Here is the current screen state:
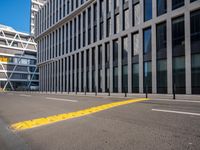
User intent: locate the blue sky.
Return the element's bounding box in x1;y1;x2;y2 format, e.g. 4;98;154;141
0;0;31;33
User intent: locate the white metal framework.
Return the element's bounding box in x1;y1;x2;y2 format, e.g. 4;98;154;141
0;24;39;91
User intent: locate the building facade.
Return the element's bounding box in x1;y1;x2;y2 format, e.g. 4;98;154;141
31;0;47;35
0;24;39;91
35;0;200;94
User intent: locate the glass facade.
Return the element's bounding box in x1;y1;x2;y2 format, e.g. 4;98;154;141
36;0;200;95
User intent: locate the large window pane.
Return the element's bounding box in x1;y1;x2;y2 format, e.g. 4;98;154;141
122;36;128;60
173;56;185;94
157;59;167;93
143;61;152;93
113;67;118;92
172;0;184;10
157;0;167;16
144;0;152;21
192;54;200;94
172;16;185;56
132;32;139;56
143;27;152;54
122;65;128;93
191;10;200;53
156;22;167;53
132;63;139;93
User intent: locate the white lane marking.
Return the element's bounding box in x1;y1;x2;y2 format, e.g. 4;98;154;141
152;109;200;116
45;97;78;103
20;94;31;97
152;99;200;103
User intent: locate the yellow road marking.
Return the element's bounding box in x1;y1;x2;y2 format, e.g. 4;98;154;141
10;98;149;131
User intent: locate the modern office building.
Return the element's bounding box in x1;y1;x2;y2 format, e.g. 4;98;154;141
30;0;47;35
35;0;200;95
0;24;39;91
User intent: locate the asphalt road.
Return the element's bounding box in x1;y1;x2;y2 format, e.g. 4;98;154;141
0;92;200;150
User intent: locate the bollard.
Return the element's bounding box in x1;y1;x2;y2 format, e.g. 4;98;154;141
173;83;176;100
146;84;148;99
108;89;110;96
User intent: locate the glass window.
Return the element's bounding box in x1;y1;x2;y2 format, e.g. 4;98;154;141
122;65;128;93
132;32;139;56
172;16;185;55
173;56;185;94
133;2;140;26
143;61;152;93
98;69;102;92
123;9;129;30
105;42;110;63
132;63;139;93
144;0;152;21
157;59;167;93
156;22;167;53
172;0;184;10
143;27;152;54
113;67;118;92
192;54;200;94
114;14;120;34
105;68;110;92
113;40;118;62
106;18;111;37
191;10;200;53
122;36;128;60
157;0;167;16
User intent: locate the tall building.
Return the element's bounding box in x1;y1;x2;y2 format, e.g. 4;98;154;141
35;0;200;95
0;24;39;91
30;0;47;35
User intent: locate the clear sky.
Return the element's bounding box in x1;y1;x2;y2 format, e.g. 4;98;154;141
0;0;31;34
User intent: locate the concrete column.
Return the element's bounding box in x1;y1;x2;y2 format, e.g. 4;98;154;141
91;4;94;44
85;9;88;47
139;28;143;93
84;50;87;92
152;26;157;93
89;48;92;92
110;41;113;93
102;44;106;93
185;3;192;94
74;54;77;92
167;0;173;94
66;57;69;92
97;0;100;41
72;20;74;52
70;55;73;92
79;52;82;92
53;61;57;92
128;33;132;93
60;59;62;92
95;46;99;92
57;61;59;92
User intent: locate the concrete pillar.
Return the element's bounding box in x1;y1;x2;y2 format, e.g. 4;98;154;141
102;44;106;93
185;2;192;94
167;0;173;94
89;48;92;92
